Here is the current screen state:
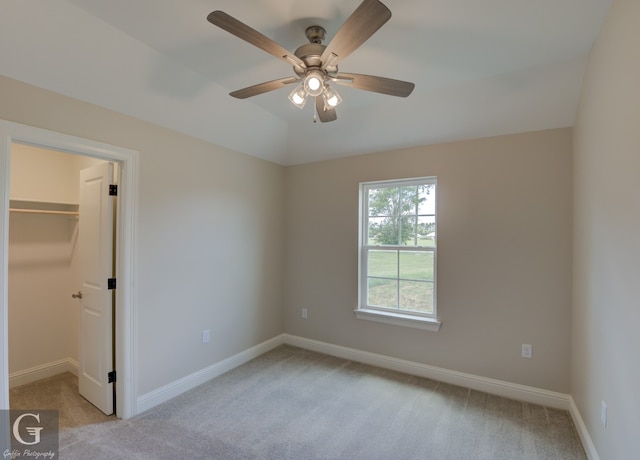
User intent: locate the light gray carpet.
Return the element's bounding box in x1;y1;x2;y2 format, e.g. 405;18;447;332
56;345;585;459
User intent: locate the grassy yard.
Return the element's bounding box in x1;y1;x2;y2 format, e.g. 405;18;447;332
368;250;435;313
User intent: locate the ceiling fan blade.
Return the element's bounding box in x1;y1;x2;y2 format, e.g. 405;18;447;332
207;11;306;68
316;97;337;122
229;77;299;99
320;0;391;69
334;73;415;97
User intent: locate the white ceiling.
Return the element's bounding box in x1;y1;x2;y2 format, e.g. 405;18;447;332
0;0;611;165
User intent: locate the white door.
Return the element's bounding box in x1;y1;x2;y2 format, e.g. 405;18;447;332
78;163;114;415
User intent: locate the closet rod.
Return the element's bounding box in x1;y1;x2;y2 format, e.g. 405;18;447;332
9;208;79;216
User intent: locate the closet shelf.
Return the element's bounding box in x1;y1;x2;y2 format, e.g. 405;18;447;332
9;199;79;217
10;208;79;216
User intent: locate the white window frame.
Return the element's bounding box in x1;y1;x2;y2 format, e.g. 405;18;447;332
356;177;441;331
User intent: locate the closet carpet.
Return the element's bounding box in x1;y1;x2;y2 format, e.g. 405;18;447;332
9;371;115;429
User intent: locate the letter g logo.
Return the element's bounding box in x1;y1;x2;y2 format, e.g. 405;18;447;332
12;413;43;445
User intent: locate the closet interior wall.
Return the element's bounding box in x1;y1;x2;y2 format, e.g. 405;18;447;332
8;143;104;386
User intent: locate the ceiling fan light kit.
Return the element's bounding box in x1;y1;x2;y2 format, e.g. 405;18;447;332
207;0;415;122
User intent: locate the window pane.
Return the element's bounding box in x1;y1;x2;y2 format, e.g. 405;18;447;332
399;251;434;281
399;185;419;215
368;250;397;278
369;216;402;245
399;216;417;246
368;186;400;217
368;278;398;308
418;184;436;214
399;281;434;313
368;216;386;245
417;216;436;247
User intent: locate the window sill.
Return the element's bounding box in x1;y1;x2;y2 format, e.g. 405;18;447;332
354;308;442;332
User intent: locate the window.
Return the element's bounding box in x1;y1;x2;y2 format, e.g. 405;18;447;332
357;177;441;331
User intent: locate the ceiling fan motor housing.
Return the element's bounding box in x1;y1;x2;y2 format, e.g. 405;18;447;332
291;25;340;78
293;45;338;77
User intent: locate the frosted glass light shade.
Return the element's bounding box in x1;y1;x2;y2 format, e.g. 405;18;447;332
322;85;343;108
288;84;308;109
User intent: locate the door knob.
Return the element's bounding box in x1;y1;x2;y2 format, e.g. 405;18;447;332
72;291;83;299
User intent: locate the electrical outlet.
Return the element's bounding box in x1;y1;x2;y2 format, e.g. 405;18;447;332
601;401;607;427
301;308;308;319
521;344;532;359
202;329;210;343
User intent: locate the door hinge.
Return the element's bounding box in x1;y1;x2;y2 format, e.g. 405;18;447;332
109;184;118;196
108;371;116;383
107;278;116;290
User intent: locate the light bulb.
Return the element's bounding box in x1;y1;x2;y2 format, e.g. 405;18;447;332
307;77;321;91
304;70;325;97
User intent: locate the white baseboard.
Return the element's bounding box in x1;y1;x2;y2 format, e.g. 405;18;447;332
136;334;286;415
282;334;571;410
9;358;79;388
569;397;600;460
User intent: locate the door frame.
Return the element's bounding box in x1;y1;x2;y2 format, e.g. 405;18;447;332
0;119;139;419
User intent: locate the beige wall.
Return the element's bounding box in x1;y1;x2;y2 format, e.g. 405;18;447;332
284;128;573;393
8;211;77;372
572;0;640;458
11;144;80;203
9;143;106;204
0;75;286;396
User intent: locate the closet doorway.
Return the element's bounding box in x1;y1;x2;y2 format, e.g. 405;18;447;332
8;144;116;418
0;119;139;419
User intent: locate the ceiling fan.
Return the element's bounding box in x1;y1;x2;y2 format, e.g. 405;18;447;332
207;0;415;122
